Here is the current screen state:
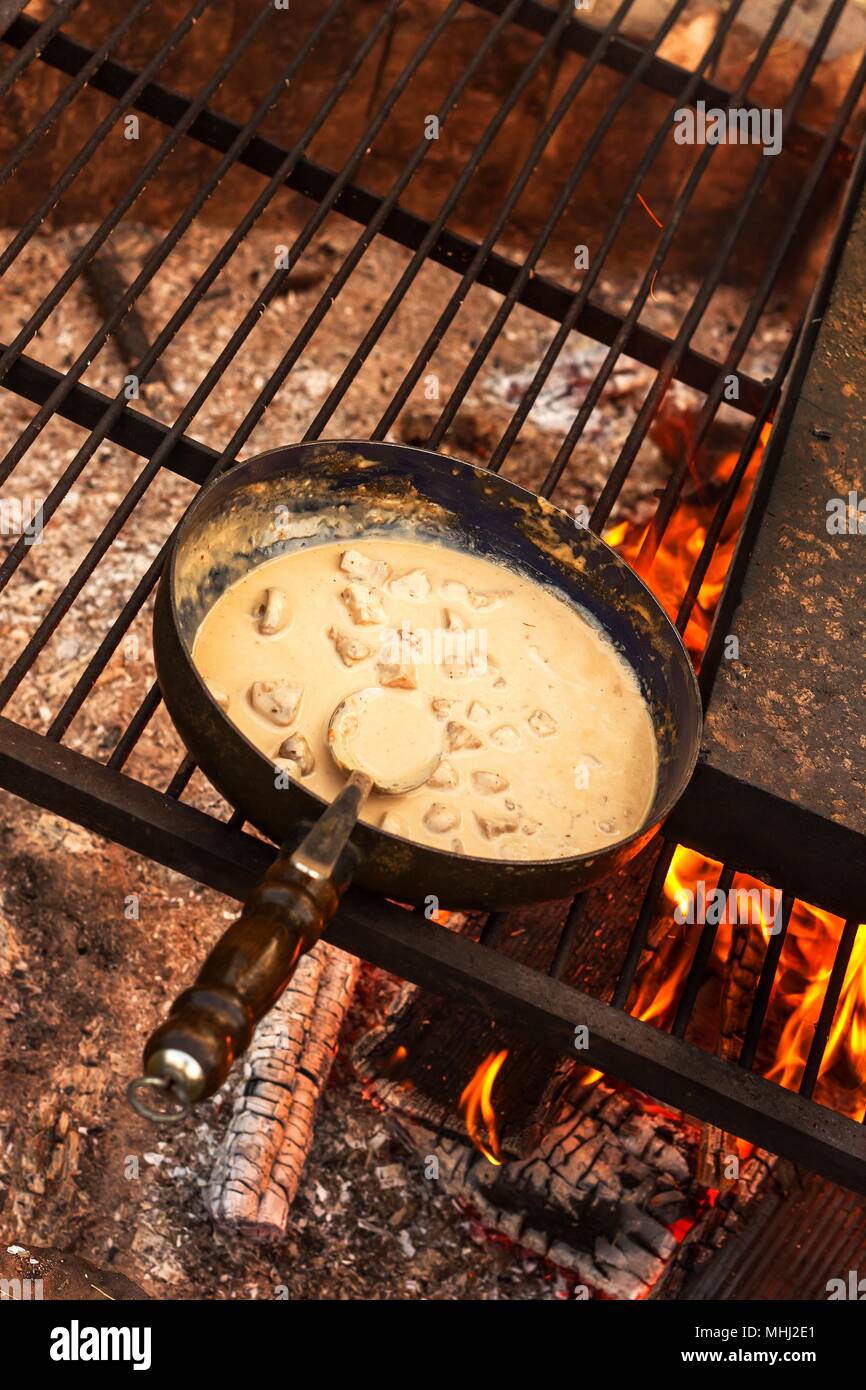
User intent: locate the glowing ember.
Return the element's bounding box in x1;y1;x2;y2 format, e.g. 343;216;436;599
460;1050;508;1165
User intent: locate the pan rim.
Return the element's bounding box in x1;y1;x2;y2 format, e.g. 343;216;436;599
164;437;702;877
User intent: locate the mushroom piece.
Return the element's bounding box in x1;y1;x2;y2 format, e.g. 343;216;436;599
377;657;418;690
428;760;458;789
253;587;290;636
443;607;466;632
431;697;457;720
466;700;489;724
341;582;387;625
340;548;390;586
528;709;558;738
441;580;469;603
475;813;520;840
445;721;482;753
204;679;229;710
468;588;511;610
490;724;521;750
328;626;372;667
471;770;509;795
423;803;460;834
277;732;315;776
249;680;303;727
379;812;403;835
488;657;507;689
389;568;431;601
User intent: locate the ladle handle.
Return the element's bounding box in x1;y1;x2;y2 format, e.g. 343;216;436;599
129;773;372;1121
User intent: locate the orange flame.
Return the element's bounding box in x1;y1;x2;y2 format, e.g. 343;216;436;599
625;847;866;1120
765;905;866;1118
604;423;772;660
459;414;866;1162
460;1050;508;1165
605;421;866;1121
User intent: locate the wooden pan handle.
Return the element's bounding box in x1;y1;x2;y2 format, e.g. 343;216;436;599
128;773;371;1121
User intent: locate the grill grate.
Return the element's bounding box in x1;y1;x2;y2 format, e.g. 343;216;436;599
1;0;865;1188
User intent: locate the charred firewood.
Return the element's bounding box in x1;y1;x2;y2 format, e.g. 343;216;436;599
205;941;357;1240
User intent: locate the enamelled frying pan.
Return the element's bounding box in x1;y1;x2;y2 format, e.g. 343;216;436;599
129;440;702;1122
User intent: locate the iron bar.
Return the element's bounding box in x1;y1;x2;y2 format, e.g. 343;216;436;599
0;0;82;102
466;0;853;174
612;838;676;1008
372;0;640;441
0;0;154;193
674;331;798;637
641;42;866;559
0;0;217;288
590;0;856;537
1;714;865;1195
535;0;799;504
0;0;353;606
0;10;769;408
799;918;863;1100
548;892;586;981
671;865;735;1038
305;0;580;440
738;894;794;1072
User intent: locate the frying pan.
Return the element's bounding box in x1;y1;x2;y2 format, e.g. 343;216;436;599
130;440;702;1120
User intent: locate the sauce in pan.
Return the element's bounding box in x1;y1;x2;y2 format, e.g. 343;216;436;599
192;538;657;861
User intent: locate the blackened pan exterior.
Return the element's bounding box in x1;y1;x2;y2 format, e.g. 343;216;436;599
153;440;702;910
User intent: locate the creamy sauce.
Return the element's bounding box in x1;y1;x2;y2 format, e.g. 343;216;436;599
192;538;657;860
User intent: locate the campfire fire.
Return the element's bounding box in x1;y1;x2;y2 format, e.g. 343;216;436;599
459;411;865;1165
628;847;866;1122
603;421;773;662
607;421;866;1124
459;1050;508;1166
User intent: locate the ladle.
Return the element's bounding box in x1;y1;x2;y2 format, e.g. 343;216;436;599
127;688;442;1122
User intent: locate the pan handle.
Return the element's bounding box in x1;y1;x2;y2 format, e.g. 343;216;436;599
127;772;372;1123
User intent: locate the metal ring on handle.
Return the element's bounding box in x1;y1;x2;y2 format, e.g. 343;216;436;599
126;1074;191;1124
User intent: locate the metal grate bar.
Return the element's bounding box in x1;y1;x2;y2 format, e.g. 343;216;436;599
674;330;798;636
590;0;858;537
210;0;536;467
0;10;770;410
0;0;218;294
484;0;790;491
0;0;352;607
612;838;677;1008
0;0;154;193
2;712;864;1193
303;0;583;441
0;0;82;101
373;0;685;446
548;892;586;981
643;41;866;559
738;894;794;1072
672;864;735;1038
467;0;854;174
537;0;800;504
1;347;219;481
0;1;272;424
799;919;863;1100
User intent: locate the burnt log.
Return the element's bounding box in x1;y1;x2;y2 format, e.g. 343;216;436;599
205;940;357;1239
